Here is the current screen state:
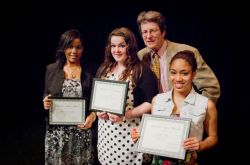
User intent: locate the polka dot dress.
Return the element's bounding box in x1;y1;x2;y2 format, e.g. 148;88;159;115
97;72;143;165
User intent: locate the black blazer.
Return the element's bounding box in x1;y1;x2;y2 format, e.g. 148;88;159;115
43;61;94;116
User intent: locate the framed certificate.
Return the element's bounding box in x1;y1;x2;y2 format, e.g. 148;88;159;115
49;97;86;125
136;114;191;160
89;78;128;115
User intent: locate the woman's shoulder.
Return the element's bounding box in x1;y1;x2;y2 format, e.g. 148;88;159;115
141;63;152;73
137;63;158;89
140;63;157;80
46;61;59;70
195;92;209;103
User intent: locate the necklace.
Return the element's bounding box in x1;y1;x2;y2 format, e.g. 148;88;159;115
64;66;80;79
70;70;76;79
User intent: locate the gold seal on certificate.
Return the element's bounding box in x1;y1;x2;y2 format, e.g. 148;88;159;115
49;97;86;125
136;114;191;160
89;78;128;115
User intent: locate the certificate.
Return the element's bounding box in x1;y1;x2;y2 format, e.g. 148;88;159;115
49;97;86;125
89;78;128;115
136;114;191;160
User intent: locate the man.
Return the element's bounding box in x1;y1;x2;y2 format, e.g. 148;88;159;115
137;10;220;103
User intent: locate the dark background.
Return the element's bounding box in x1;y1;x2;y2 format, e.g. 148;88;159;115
4;0;249;164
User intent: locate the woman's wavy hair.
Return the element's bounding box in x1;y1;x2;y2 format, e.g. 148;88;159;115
97;27;143;86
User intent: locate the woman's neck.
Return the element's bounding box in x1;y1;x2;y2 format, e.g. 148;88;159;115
172;87;192;102
64;62;81;79
113;63;125;72
66;61;80;68
110;64;125;80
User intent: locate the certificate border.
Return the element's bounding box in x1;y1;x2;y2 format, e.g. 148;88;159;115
136;114;191;160
49;97;86;125
89;78;128;115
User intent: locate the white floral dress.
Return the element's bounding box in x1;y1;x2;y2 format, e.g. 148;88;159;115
45;79;96;165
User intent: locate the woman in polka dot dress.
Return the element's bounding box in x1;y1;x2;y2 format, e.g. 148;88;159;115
96;27;158;164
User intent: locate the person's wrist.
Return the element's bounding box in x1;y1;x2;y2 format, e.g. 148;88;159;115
129;109;134;118
122;116;126;121
197;142;202;152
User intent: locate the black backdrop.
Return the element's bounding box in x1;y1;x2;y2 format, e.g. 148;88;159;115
4;0;249;164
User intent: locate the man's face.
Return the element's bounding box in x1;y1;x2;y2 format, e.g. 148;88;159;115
140;21;165;51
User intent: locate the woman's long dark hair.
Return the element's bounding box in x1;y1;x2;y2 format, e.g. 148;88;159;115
54;29;95;91
55;29;86;69
97;27;143;86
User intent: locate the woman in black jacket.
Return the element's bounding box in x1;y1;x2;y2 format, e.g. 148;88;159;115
42;29;97;165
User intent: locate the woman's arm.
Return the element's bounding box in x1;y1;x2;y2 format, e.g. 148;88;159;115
184;99;218;151
199;99;218;151
126;66;157;119
125;102;151;119
43;65;51;110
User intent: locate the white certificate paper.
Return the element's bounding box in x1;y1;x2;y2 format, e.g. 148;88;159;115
89;78;128;115
49;97;85;125
137;114;191;160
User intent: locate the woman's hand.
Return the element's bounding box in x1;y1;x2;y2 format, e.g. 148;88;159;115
97;112;109;120
78;112;96;129
77;112;96;129
78;117;92;129
43;94;51;110
107;113;123;123
183;137;200;151
130;127;140;143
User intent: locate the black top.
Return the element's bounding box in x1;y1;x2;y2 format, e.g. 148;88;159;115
133;65;158;106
